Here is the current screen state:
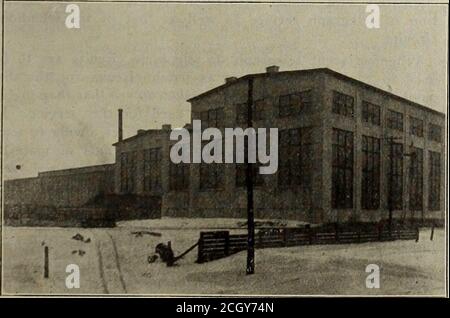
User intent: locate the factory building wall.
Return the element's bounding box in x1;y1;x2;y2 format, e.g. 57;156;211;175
187;71;325;221
113;68;445;224
321;72;445;223
114;128;190;217
4;164;115;208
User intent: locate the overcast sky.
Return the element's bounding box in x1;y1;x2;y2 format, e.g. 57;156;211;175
3;2;448;179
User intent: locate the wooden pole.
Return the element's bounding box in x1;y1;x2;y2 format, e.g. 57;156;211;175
430;223;435;241
44;245;49;278
246;78;255;275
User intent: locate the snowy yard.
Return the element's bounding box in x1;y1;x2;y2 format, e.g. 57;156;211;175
2;218;446;296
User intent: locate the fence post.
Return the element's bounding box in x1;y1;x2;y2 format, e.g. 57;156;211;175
44;245;49;278
257;230;263;248
283;228;289;247
357;227;361;243
306;224;312;245
224;231;230;256
334;222;339;243
430;223;435;241
197;232;204;263
416;227;420;243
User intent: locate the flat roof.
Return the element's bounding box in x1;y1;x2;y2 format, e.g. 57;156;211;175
5;163;115;182
187;67;445;118
112;129;164;146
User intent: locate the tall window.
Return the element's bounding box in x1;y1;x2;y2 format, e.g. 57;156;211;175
388;142;403;210
332;128;353;208
120;151;136;193
409;147;423;211
200;108;224;128
278;127;313;188
410;116;424;137
361;136;380;210
429;151;441;211
169;163;189;191
278;90;312;117
332;91;354;117
387;110;403;131
236;99;267;124
200;163;223;190
143;148;161;192
428;124;442;142
362;101;381;126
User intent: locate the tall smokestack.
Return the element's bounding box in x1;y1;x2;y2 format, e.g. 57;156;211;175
118;108;123;142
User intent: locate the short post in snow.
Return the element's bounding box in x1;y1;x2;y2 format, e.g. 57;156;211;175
44;245;49;279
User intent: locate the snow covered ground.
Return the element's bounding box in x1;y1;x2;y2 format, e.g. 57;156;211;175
2;218;446;296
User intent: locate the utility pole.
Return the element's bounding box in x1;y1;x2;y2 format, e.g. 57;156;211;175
246;78;255;275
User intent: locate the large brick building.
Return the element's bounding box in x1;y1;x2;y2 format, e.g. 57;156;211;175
114;66;446;224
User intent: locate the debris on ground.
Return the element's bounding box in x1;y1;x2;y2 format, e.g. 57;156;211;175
72;233;91;243
72;233;84;241
237;220;288;228
131;231;162;238
148;240;199;267
71;249;86;256
147;255;158;263
154;242;175;266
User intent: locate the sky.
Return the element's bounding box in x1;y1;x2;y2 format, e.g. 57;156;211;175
2;2;448;179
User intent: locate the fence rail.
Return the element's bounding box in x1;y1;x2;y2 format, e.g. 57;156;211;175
197;226;419;263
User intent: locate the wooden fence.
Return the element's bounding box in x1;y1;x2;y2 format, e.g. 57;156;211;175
197;226;419;263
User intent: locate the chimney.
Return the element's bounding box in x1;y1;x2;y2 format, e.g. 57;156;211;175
266;65;280;74
225;76;238;84
118;109;123;142
162;124;171;131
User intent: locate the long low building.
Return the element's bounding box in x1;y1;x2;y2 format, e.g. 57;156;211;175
5;164;115;208
114;66;446;224
4;66;446;225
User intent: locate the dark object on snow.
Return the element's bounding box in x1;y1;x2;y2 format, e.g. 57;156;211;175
151;241;199;267
72;233;91;243
155;242;175;266
72;233;84;241
72;249;86;256
148;254;158;263
132;231;162;238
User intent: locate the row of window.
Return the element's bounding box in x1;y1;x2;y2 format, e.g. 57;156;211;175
196;90;442;143
121;148;189;193
120;131;441;211
199;128;315;190
196;90;313;127
331;128;441;211
333;91;442;142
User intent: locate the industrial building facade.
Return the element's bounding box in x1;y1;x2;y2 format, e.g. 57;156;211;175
114;67;446;223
